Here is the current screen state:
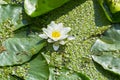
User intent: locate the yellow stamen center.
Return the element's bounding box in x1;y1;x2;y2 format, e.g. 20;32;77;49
52;31;61;38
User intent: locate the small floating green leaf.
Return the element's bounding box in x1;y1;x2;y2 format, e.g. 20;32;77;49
24;0;70;17
92;54;120;75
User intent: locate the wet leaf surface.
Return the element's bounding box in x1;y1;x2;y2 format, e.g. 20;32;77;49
0;4;30;31
91;24;120;52
0;28;46;66
24;0;70;17
24;53;49;80
92;54;120;75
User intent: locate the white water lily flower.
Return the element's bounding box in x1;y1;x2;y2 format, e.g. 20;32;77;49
39;21;75;51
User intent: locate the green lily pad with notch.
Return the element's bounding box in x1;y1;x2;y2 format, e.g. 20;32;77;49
0;27;46;66
91;24;120;52
92;54;120;75
24;0;70;17
24;53;49;80
0;4;30;31
98;0;120;23
49;67;90;80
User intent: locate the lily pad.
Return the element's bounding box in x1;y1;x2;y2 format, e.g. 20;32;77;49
0;29;46;66
91;24;120;52
49;67;90;80
92;54;120;75
24;0;70;17
0;4;30;31
24;53;49;80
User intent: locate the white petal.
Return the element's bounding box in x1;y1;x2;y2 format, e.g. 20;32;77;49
65;27;71;32
49;21;56;28
53;44;59;51
49;21;62;30
47;39;54;43
60;35;68;40
58;23;63;27
47;25;53;31
59;41;66;45
61;27;71;35
56;23;63;30
52;38;60;41
47;21;56;30
39;34;48;39
64;27;71;32
42;28;48;34
50;21;56;25
67;36;75;40
42;28;52;38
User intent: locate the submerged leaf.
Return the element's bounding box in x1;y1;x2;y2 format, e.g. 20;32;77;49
92;54;120;75
91;24;120;52
24;53;49;80
24;0;70;17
